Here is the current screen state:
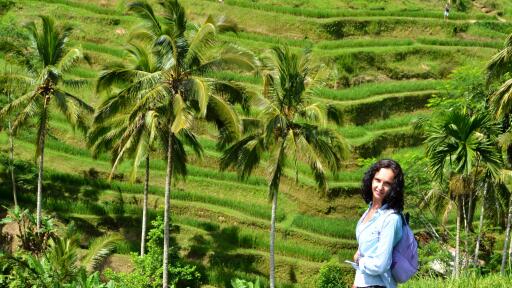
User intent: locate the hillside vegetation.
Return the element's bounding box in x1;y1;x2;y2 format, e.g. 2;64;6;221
1;0;512;287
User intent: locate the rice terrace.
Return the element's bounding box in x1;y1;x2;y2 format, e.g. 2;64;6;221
2;0;512;287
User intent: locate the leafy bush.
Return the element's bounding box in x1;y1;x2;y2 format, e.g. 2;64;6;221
334;91;433;125
0;206;55;254
417;241;452;277
316;260;347;288
231;277;261;288
0;0;14;15
105;217;203;288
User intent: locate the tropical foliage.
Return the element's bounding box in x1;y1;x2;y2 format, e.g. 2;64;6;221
221;46;349;287
5;0;512;287
0;16;93;230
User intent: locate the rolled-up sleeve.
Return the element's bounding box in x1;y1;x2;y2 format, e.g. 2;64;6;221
358;214;402;275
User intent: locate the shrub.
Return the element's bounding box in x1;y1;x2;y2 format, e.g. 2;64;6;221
231;278;261;288
417;241;452;278
0;207;55;254
0;0;14;15
316;260;347;288
334;91;433;125
105;217;204;287
354;129;425;158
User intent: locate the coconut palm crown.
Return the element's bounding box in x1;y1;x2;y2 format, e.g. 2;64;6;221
0;16;93;229
92;1;257;287
221;46;349;288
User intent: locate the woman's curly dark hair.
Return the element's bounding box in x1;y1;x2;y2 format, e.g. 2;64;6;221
361;159;404;211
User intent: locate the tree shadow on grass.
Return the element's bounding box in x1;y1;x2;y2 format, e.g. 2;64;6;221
186;223;263;287
0;155;108;205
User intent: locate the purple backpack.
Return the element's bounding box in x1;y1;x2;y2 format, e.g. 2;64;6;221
383;210;419;283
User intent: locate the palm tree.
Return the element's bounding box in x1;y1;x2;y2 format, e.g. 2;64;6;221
0;66;24;207
89;41;163;257
221;46;349;288
97;1;256;286
424;110;502;276
0;16;93;230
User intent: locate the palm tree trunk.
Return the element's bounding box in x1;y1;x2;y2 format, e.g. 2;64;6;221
141;156;150;257
270;189;277;288
8;120;18;207
501;195;512;275
474;182;488;266
509;232;512;268
454;196;462;278
269;140;286;288
163;133;173;288
461;195;469;270
36;119;47;231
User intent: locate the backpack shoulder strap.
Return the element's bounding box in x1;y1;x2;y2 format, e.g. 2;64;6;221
379;209;398;232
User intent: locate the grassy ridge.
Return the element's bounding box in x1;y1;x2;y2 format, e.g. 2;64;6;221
29;0;123;16
316;80;444;101
3;0;512;287
206;0;492;20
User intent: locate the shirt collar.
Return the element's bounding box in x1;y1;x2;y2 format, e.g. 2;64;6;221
367;202;389;213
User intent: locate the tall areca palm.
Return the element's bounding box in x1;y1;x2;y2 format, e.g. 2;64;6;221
0;16;93;230
221;46;349;288
424;110;502;276
96;1;256;286
485;32;512;273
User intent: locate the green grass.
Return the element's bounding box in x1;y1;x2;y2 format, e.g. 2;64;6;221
4;0;512;287
208;0;492;20
403;274;512;288
336;110;430;139
291;214;357;239
77;41;126;58
28;0;123;16
317;38;414;50
110;182;285;222
178;219;333;261
417;37;503;49
316;80;444;102
219;31;312;48
205;70;262;85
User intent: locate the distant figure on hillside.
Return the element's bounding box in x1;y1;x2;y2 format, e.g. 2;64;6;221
444;3;450;20
351;159;405;288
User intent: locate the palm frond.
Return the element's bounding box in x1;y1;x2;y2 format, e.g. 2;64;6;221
212;80;254;113
53;89;93;133
0;91;38;119
490;78;512;117
206;94;242;143
189;76;210;117
268;139;287;199
171;93;193;133
487;45;512;84
186;23;216;68
57;47;83;73
62;79;91;90
299;103;326;126
220;134;264;180
127;1;163;37
81;234;122;272
160;0;187;37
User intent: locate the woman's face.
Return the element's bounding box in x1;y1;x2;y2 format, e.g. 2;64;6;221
371;168;395;205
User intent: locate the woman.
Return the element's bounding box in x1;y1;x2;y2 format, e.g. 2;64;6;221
352;159;404;288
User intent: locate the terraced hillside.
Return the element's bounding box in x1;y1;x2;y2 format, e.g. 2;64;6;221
0;0;511;287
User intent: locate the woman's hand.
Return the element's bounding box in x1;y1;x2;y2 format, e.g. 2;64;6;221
353;250;360;263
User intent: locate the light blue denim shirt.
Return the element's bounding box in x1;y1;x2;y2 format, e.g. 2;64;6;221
354;203;402;288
